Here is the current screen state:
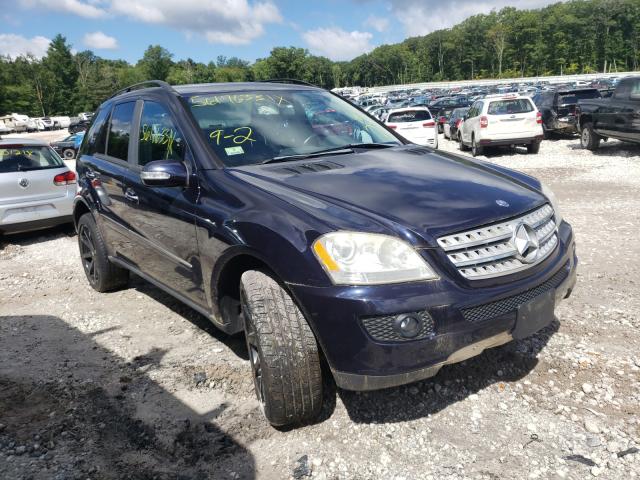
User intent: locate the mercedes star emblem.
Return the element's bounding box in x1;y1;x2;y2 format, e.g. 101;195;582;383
512;223;540;264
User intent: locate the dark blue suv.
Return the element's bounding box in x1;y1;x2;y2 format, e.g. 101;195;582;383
73;80;577;427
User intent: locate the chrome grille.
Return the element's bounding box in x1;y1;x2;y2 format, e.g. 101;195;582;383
437;204;558;280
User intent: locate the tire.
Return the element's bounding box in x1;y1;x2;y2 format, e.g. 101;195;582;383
77;214;129;292
527;141;541;154
580;122;601;151
240;270;323;427
458;133;469;151
471;135;483;157
62;148;75;159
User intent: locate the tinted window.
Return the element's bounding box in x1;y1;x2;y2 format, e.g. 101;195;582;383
138;101;186;166
106;102;135;161
0;145;63;172
558;90;601;104
387;110;432;123
81;106;110;156
487;99;534;115
629;79;640;100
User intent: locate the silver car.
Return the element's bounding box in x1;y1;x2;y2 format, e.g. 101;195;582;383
0;138;75;235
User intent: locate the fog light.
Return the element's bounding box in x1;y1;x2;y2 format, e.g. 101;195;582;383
393;314;422;338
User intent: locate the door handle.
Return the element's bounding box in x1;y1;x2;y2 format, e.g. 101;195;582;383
124;188;139;203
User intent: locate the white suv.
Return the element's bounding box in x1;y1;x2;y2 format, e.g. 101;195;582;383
385;107;438;148
459;94;543;156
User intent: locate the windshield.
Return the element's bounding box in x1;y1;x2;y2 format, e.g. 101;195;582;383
387;110;432;123
187;89;401;166
0;145;64;173
487;99;534;115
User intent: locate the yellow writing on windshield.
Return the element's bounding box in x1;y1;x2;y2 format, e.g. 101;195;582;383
1;149;35;156
209;127;256;146
140;124;177;156
191;94;291;108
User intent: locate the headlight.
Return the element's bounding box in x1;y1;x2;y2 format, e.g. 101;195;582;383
540;182;563;225
312;232;438;285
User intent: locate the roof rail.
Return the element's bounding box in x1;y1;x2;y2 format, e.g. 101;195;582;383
263;78;319;88
108;80;176;100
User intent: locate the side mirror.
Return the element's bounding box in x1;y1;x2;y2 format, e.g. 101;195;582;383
140;160;187;187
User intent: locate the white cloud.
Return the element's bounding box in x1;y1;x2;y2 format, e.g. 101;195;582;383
109;0;282;45
387;0;566;37
303;28;373;61
364;15;389;33
83;31;118;49
0;34;50;59
18;0;107;18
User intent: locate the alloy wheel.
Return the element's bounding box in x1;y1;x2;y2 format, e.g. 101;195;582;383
79;225;98;285
240;287;266;410
581;128;590;148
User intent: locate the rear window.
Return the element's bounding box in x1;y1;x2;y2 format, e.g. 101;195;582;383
487;99;534;115
387;110;432;123
0;146;63;173
559;90;601;104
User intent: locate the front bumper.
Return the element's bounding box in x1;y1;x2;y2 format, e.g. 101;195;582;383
289;221;576;391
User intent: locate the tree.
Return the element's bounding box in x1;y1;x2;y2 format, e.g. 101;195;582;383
137;45;174;81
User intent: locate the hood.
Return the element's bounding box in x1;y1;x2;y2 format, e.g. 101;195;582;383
231;146;545;245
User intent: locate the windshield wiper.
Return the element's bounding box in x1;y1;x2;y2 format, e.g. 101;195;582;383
261;142;398;165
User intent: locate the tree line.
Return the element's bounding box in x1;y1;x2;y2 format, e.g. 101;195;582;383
1;0;638;116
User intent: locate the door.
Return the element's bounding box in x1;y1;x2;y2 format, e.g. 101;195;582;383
119;99;204;305
462;101;481;143
615;78;640;141
79;102;135;252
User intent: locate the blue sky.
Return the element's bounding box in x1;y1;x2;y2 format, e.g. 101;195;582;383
0;0;561;63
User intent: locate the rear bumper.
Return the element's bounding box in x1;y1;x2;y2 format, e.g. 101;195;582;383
289;221;576;391
479;135;543;146
0;191;74;234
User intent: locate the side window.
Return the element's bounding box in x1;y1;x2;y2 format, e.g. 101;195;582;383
81;106;110;156
138;101;186;166
629;79;640;100
106;102;136;161
614;81;630;100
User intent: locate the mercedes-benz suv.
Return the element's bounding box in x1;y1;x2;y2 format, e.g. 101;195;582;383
73;80;577;427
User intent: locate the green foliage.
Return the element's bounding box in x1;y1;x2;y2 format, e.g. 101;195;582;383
1;0;639;116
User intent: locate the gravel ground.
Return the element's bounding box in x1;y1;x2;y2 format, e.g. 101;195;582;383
1;132;639;480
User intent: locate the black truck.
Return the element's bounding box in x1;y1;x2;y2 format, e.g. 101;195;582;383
533;88;601;136
577;77;640;150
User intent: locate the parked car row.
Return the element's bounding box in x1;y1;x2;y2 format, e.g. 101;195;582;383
0;112;94;137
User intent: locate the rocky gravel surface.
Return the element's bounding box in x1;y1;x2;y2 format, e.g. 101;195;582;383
1;133;639;479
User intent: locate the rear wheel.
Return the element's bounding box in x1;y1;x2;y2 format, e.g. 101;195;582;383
77;214;129;292
62;148;75;159
527;141;541;154
240;270;323;427
580;122;601;151
471;135;483;157
458;133;469;151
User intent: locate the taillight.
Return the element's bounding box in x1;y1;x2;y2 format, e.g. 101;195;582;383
53;170;76;186
480;116;488;128
422;121;435;127
388;124;397;129
439;116;446;124
455;119;462;128
536;111;543;124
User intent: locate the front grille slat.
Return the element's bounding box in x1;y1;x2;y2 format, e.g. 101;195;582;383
462;262;569;323
438;204;558;280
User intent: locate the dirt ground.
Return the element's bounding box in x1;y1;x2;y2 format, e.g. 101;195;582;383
1;131;639;480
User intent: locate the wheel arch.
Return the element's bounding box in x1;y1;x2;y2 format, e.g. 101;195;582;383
72;197;93;231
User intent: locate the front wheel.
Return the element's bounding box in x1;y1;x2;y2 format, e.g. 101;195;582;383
580;123;601;151
458;133;469;151
77;214;129;292
240;270;323;427
62;148;75;159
